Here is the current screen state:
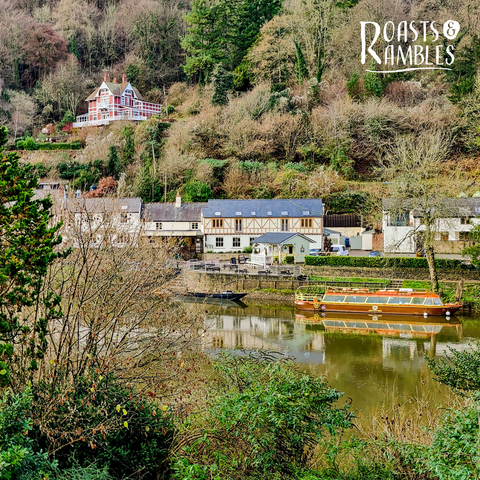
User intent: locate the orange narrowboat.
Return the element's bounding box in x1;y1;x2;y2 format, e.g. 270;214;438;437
295;287;461;316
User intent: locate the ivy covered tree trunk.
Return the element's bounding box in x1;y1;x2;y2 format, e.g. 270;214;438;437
294;40;308;84
0;126;64;390
211;65;234;106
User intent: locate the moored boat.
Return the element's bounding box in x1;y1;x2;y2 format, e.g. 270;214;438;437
295;286;461;316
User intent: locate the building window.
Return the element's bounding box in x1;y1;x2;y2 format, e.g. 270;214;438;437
235;219;242;232
120;213;128;223
250;237;256;245
191;222;199;230
388;212;409;226
441;232;449;241
281;219;289;231
121;96;125;105
459;232;470;241
156;222;162;230
233;237;241;248
216;237;224;248
460;217;472;225
301;218;312;228
213;219;223;228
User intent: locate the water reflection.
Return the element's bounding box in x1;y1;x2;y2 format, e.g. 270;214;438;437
182;300;480;413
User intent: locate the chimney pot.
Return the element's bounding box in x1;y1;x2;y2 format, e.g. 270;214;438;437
112;77;118;83
122;74;128;84
104;73;110;82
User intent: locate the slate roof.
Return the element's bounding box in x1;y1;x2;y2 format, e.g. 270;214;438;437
86;82;145;102
142;203;206;222
253;232;315;244
66;197;142;214
382;198;480;217
202;199;323;218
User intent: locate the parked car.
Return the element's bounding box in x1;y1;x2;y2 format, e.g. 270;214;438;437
368;251;384;257
331;245;349;256
309;248;323;256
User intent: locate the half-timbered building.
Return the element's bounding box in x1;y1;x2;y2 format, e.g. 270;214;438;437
201;199;323;253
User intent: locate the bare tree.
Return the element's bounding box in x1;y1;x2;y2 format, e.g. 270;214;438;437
7;89;36;139
379;130;464;291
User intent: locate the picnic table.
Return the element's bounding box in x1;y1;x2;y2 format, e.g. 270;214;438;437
279;269;293;276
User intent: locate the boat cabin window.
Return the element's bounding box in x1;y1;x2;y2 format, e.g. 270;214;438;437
424;298;433;306
346;296;367;303
323;295;345;302
388;297;412;304
410;298;425;305
433;298;443;306
366;296;386;304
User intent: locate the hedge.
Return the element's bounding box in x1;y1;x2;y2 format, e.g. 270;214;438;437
304;256;469;270
36;142;82;150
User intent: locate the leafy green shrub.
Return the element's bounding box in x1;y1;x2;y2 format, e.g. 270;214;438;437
242;246;253;253
237;160;264;172
36;142;82;151
0;386;56;480
174;353;352;477
16;140;25;150
305;255;464;270
24;137;37;151
58;111;75;129
32;373;173;479
184;180;213;202
55;464;114;480
285;162;307;173
285;255;294;264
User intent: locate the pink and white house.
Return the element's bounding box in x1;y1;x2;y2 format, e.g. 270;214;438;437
73;73;162;127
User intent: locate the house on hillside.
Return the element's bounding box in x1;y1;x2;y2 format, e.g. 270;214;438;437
73;73;162;127
201;199;323;253
142;193;205;257
383;198;480;254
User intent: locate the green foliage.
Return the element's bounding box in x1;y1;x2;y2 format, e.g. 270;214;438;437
184;180;213;202
232;58;254;91
0;386;56;480
32;373;174;479
447;35;480;103
211;65;234;106
323;191;370;214
58;111;75;129
121;126;135;165
23;137;36;151
284;255;294;264
285;162;307;173
0;127;64;387
426;343;480;395
462;224;480;267
55;464;113;480
173;353;352;478
305;255;464;270
182;0;282;80
57;160;104;190
364;63;384;98
106;145;122;180
329;148;355;179
294;40;308;84
242;246;252;253
346;71;360;99
237;160;264;172
35;142;82;151
15;140;25;150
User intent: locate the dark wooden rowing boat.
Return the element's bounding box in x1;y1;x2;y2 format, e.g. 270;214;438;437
183;291;247;301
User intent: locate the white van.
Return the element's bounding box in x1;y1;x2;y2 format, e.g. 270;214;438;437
331;245;349;256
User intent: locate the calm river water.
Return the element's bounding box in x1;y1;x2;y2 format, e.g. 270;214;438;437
182;299;480;414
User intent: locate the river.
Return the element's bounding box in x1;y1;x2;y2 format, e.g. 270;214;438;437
182;298;480;414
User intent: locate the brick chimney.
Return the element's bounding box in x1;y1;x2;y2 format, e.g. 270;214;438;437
104;73;110;82
175;191;181;208
112;77;118;83
122;73;128;84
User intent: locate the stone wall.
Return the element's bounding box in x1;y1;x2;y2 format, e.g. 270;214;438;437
184;271;306;293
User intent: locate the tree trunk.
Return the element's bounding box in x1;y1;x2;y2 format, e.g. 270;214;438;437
425;244;438;293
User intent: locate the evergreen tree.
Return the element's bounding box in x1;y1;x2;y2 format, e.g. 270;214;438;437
294;40;308;84
106;145;122;180
121;126;135;165
364;62;384;98
0;126;64;388
211;65;234;106
182;0;282;80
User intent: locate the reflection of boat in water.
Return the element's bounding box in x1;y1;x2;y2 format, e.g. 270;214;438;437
295;286;461;316
295;311;462;339
175;295;248;308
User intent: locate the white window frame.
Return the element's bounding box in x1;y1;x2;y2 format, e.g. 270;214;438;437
232;237;241;248
216;237;224;248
